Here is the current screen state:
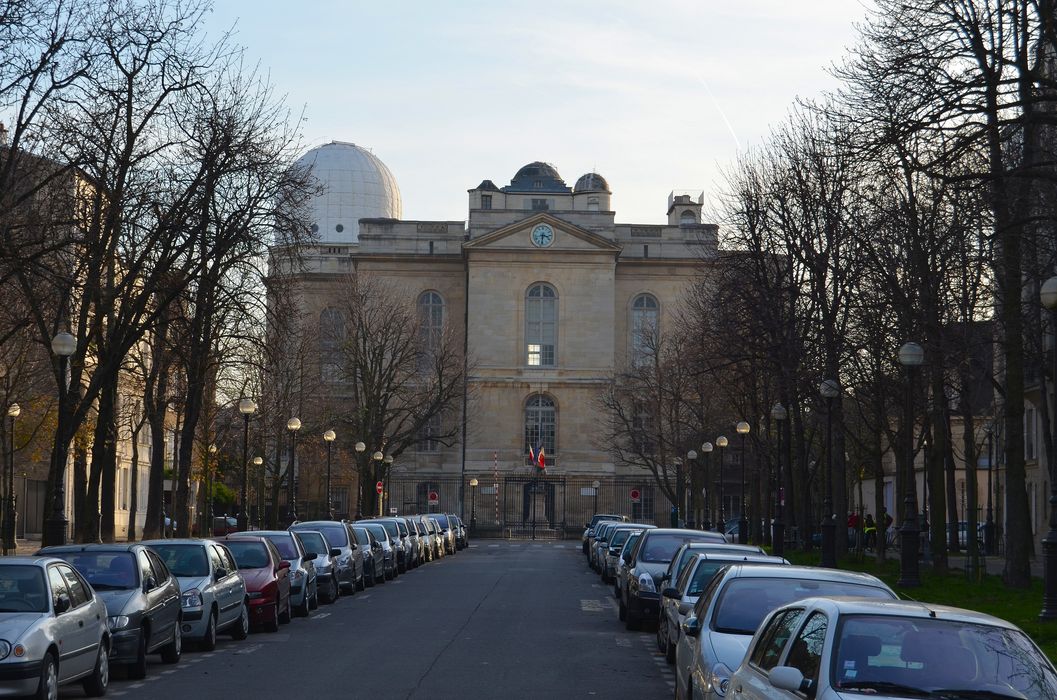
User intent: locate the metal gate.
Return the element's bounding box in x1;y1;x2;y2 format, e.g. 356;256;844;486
502;475;565;537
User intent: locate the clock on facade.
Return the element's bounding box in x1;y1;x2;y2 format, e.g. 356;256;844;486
531;223;554;247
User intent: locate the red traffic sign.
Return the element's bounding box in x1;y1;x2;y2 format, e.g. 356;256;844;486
428;490;439;504
375;480;384;494
630;488;641;504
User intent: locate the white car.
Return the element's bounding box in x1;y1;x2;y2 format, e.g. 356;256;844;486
0;557;110;698
673;565;896;700
612;531;645;601
730;596;1057;699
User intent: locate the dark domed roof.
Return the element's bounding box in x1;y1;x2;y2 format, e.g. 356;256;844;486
574;172;610;193
504;161;570;193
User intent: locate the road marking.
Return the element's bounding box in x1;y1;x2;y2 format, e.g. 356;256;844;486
161;669;177;675
233;643;261;655
615;636;632;648
127;683;145;689
469;544;479;548
360;594;371;600
580;599;606;612
487;544;500;548
313;612;331;619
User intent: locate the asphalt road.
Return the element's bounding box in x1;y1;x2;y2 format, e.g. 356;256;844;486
60;540;674;700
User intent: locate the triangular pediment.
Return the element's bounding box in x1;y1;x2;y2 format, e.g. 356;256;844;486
463;213;622;253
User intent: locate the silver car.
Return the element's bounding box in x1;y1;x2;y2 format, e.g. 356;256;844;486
673;565;897;700
0;557;110;698
731;597;1057;699
143;539;249;649
613;531;645;602
289;531;341;603
230;531;318;616
360;523;398;580
291;521;364;594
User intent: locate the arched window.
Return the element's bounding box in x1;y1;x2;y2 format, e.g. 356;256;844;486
587;197;600;212
319;307;345;380
524;394;556;458
526;283;557;366
680;210;697;226
417;291;445;369
630;294;659;365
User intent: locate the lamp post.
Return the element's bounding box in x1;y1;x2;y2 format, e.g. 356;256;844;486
715;436;728;535
701;442;713;530
286;417;301;525
736;422;750;544
897;341;925;587
383;455;393;514
469;478;479;534
252;456;263;528
819;379;840;568
1040;275;1057;618
354;441;366;518
237;398;256;532
372;451;384;517
45;331;76;546
686;450;698;529
5;402;20;554
323;430;336;520
771;402;787;558
592;479;600;517
984;425;995;555
203;444;217;536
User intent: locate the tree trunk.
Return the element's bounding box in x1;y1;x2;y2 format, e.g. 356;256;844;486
928;362;949;572
98;381;117;543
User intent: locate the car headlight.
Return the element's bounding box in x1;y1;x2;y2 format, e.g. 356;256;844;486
638;573;656;593
709;662;733;697
0;640;11;660
107;615;131;631
181;588;203;608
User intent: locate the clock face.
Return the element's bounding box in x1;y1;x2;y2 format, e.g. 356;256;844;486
531;224;554;247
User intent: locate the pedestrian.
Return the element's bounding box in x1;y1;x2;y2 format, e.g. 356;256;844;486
864;514;877;549
847;511;860;547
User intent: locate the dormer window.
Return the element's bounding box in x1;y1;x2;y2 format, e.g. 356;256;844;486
481;194;492;210
534;180;544;189
680;210;697;226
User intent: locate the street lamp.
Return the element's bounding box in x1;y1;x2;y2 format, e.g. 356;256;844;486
984;425;995;555
897;341;925;587
323;430;336;520
354;441;366;519
45;330;76;546
686;450;697;529
592;479;600;517
252;456;263;528
715;436;728;535
701;442;713;529
286;417;301;525
372;450;384;517
1040;275;1057;618
5;402;20;553
736;421;750;544
205;444;217;535
771;402;788;558
237;398;257;532
469;477;479;534
819;379;840;568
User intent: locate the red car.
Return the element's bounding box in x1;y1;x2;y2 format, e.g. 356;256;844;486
222;535;292;632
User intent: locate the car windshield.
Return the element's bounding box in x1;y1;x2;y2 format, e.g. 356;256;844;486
639;534;718;564
296;523;348;547
687;562;731;596
377;521;400;538
396;521;409;536
296;532;329;557
622;533;643;556
225;541;271;569
364;524;388;543
610;530;633;548
63;552;138;590
713;578;892;634
832;615;1057;698
432;515;450;529
353;528;371;546
0;566;48;613
261;535;298;560
149;544;209;578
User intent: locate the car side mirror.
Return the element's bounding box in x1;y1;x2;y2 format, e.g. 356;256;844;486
769;667;812;694
677;601;693;616
214;568;227;580
329;548;341;557
54;593;71;614
585;522;591;529
662;587;681;600
660;573;671;582
304;552;318;561
680;616;701;638
277;560;291;571
142;576;156;592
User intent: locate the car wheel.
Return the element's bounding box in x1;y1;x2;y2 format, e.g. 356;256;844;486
35;652;57;700
625;607;641;631
128;627;148;679
161;620;182;663
665;634;676;664
364;565;375;588
200;609;217;651
330;576;340;603
278;594;292;625
296;589;311;617
82;641;108;697
618;597;627;621
264;600;280;632
384;563;394;581
656;617;667;653
356;571;366;591
308;583;319;610
230;601;250;640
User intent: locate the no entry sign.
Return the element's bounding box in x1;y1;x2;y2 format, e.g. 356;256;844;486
375;480;384;494
428;490;439;505
630;488;641;504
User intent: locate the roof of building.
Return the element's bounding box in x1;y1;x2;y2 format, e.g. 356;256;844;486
574;172;610;193
502;161;571;194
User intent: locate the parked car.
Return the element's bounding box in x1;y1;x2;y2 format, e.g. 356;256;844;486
228;530;317;616
673;565;897;700
351;525;384;586
428;514;457;555
39;544;182;679
359;522;398;580
613;530;646;601
396;517;422;567
451;515;468;550
142;539;249;649
730;597;1057;699
619;528;733;630
583;513;629;553
210;516;238;536
414;516;442;560
602;525;655;583
288;531;341;604
657;551;786;665
662;542;769;588
221;536;291;632
595;522;655;574
0;557;110;698
365;519;408;574
290;520;363;593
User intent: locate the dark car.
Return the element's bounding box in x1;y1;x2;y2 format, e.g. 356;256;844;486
39;544;182;679
619;528;726;630
290;530;341;604
290;520;363;593
359;522;398;580
351;525;385;586
363;519;407;574
221;536;292;632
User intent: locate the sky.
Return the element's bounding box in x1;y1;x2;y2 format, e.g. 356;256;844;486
201;1;873;225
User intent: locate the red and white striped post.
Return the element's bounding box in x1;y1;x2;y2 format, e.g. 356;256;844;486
493;451;499;527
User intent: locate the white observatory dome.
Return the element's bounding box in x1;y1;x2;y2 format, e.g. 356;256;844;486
296;141;403;243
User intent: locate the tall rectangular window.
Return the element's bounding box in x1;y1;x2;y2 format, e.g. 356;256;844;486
481;194;492;210
1026;406;1038;461
525;284;557;366
418;414;441;452
531;198;549;211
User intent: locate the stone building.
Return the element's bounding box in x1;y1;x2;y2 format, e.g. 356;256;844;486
276;142;717;529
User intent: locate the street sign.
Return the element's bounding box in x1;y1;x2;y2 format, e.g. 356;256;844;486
428;490;439;505
389;507;398;515
630;488;641;504
375;480;384;494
